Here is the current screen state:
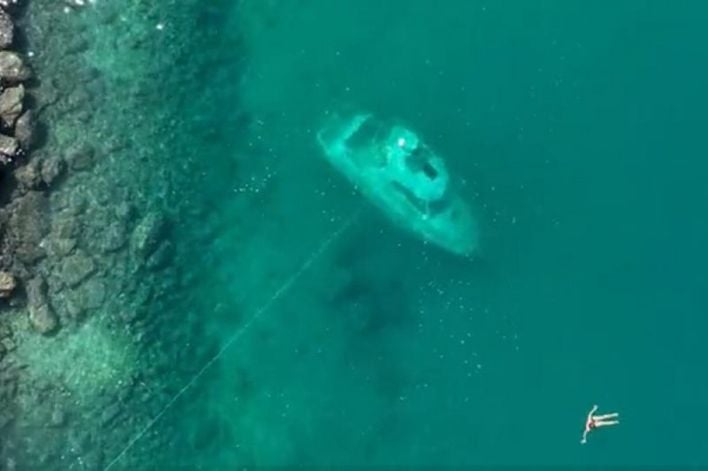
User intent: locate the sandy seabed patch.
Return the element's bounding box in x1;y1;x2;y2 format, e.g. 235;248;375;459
14;315;137;400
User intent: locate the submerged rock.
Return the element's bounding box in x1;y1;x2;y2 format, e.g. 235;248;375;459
0;83;23;127
40;155;65;186
0;51;31;83
64;278;107;319
8;191;49;263
131;212;167;258
26;277;58;335
146;241;173;270
60;251;96;287
26;276;48;307
0;271;16;298
29;303;57;334
14;159;42;189
64;144;95;171
0;9;12;49
79;278;106;309
45;236;76;258
51;211;80;239
0;133;17;163
14;109;34;150
97;221;127;253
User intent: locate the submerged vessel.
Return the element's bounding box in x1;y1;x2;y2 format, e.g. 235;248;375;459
317;112;478;256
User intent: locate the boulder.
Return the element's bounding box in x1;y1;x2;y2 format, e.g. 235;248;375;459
0;8;12;49
26;276;48;307
131;212;167;258
0;51;31;83
52;211;80;239
97;221;127;253
46;212;79;257
45;237;77;258
146;241;173;270
0;271;16;297
0;133;17;163
14;109;34;150
64;278;106;318
60;251;95;287
8;191;49;263
41;155;65;186
0;83;22;127
64;144;94;171
26;277;57;335
14;159;42;189
80;278;106;309
29;303;58;335
0;1;21;9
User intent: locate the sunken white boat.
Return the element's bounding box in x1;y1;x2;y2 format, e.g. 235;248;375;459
317;112;478;256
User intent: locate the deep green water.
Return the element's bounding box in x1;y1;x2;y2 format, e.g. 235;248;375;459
28;0;708;468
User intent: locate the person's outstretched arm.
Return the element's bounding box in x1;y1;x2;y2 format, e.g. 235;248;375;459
581;405;598;444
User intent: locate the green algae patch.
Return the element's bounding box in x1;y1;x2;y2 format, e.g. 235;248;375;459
14;315;137;398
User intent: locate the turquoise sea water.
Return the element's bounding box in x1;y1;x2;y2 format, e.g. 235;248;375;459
20;0;708;468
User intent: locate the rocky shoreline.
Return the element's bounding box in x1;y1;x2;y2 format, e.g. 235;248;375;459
0;1;41;443
0;1;215;468
0;0;36;291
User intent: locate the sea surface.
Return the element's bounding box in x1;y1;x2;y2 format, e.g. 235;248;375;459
20;0;708;468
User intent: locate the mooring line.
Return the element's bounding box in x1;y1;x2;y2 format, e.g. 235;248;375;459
104;209;361;470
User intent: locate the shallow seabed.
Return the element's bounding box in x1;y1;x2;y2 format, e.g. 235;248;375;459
7;0;708;468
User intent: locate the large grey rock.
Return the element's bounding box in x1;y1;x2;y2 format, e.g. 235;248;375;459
26;277;57;335
0;83;22;127
8;191;49;263
64;144;95;171
45;214;79;256
60;251;95;287
131;212;167;258
29;303;57;335
41;155;65;186
14;109;34;150
64;278;106;319
97;221;127;253
45;237;77;258
26;276;48;307
0;51;31;83
79;278;106;309
13;159;41;189
0;133;17;163
146;241;173;270
0;1;21;9
0;271;16;297
0;9;12;49
52;212;80;239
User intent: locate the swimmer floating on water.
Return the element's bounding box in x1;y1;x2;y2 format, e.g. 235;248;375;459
581;404;619;444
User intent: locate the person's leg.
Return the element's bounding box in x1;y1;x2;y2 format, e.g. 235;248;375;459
594;413;618;420
595;420;619;427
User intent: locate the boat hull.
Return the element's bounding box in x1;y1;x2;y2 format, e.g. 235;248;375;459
318;113;478;256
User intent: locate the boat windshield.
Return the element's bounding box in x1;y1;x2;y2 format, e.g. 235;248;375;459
347;118;386;153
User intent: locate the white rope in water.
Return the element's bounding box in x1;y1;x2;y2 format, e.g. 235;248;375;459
104;209;361;470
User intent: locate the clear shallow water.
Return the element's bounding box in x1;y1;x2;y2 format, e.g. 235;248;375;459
22;0;708;468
